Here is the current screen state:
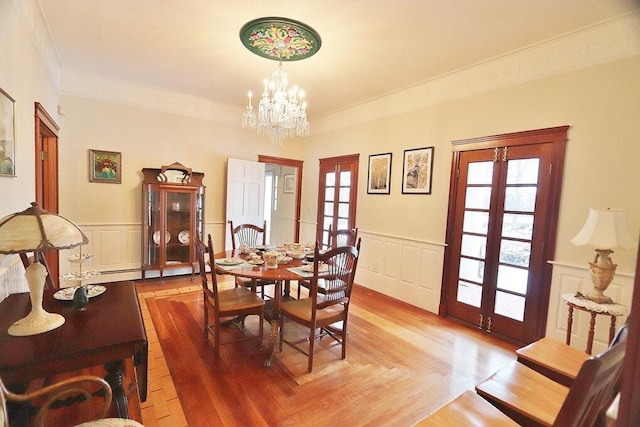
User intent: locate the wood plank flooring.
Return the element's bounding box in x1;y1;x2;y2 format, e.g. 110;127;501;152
136;275;518;426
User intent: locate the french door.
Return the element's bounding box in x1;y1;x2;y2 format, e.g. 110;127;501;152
316;154;359;246
442;127;568;344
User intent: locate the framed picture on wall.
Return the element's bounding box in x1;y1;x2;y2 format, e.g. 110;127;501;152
367;152;392;194
402;146;434;194
89;149;122;183
283;174;295;193
0;87;16;177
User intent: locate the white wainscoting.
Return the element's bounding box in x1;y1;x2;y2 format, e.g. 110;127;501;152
355;230;446;314
59;222;226;285
545;262;633;355
0;254;28;302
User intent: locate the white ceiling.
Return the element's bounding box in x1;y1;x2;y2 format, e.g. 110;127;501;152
37;0;640;119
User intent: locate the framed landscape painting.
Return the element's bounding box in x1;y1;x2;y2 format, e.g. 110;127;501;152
367;152;392;194
283;174;295;193
0;87;16;177
402;146;434;194
89;149;122;183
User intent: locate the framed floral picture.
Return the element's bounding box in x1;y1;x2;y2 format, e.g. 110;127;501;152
89;149;122;183
0;87;16;177
367;152;392;194
402;146;434;194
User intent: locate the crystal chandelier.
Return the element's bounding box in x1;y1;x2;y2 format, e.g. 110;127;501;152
242;61;309;146
240;17;321;146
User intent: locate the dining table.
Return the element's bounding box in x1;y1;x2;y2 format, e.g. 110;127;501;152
213;249;316;367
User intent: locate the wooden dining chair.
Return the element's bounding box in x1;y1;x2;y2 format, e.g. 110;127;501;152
279;238;361;373
475;325;627;427
1;374;144;427
297;225;358;298
195;235;265;357
229;220;276;298
515;337;590;387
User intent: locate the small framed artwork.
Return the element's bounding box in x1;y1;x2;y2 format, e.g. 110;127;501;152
283;174;295;193
0;87;16;177
402;146;434;194
89;149;122;183
367;152;392;194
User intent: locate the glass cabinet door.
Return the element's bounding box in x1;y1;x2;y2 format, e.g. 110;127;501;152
165;191;193;265
145;188;161;267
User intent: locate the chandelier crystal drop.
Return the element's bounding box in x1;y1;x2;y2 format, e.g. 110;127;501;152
240;17;321;146
242;62;309;146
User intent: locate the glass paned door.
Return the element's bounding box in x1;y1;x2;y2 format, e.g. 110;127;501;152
317;155;359;247
444;139;561;344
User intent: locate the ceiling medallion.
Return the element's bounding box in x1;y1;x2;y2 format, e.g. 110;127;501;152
240;17;321;146
240;17;322;61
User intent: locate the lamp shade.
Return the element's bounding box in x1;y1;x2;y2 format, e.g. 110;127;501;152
570;208;635;249
0;202;87;253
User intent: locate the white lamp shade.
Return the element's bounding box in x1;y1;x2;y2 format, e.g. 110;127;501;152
0;203;87;253
570;208;635;249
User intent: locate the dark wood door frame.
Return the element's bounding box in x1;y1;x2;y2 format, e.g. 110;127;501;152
34;102;60;287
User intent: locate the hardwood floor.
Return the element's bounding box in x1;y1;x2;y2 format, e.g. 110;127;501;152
135;275;518;426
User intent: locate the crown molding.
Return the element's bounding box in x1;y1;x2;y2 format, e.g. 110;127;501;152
314;13;640;134
11;0;60;89
22;0;640;130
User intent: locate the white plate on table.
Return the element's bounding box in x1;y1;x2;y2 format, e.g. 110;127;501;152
216;258;245;266
54;285;106;301
248;259;264;265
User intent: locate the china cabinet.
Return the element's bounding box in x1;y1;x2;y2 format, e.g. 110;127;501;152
141;162;205;280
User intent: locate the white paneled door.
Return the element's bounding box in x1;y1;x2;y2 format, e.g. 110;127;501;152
225;158;265;250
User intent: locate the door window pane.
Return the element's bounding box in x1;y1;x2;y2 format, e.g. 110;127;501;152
465;187;492;210
324;187;335;201
504;186;537;212
502;213;533;240
494;291;525;321
459;257;484;283
326;172;335;186
467;162;493;185
339;186;350;202
324;202;334;216
461;234;487;259
457;280;482;307
506;158;539;184
496;265;528;294
499;239;531;267
463;211;489;234
340;171;351;186
338;202;349;218
337;218;349;230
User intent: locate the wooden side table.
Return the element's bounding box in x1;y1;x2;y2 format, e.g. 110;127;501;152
563;293;626;355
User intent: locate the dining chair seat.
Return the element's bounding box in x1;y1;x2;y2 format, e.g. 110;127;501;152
516;337;589;386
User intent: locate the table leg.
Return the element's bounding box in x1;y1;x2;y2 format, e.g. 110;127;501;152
566;305;574;346
104;360;129;418
608;315;617;346
586;312;597;355
264;280;282;367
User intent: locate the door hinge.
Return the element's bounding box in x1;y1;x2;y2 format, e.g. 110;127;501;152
40;151;48;161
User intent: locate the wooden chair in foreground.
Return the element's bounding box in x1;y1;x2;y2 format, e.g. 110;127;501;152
195;235;265;357
280;239;361;373
1;375;143;427
475;326;627;427
414;390;518;427
296;225;358;298
516;337;590;387
229;220;276;298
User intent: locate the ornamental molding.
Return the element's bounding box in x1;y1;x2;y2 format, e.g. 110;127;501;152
19;0;640;129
